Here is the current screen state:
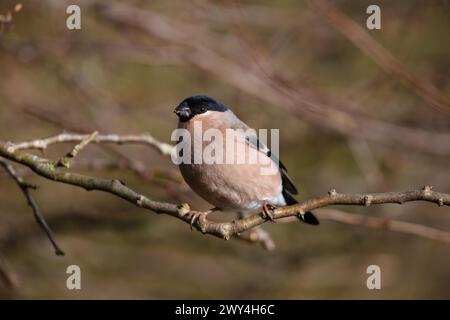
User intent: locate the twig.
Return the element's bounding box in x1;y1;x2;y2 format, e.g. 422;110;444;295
316;208;450;244
0;157;65;255
1;141;449;245
0;253;19;288
56;131;98;168
310;0;450;115
6;132;174;157
93;1;450;156
21;106;179;184
236;211;275;250
236;228;276;251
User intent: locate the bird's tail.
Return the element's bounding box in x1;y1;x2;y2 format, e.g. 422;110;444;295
283;190;319;225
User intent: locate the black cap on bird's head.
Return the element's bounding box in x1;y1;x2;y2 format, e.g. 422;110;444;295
174;95;228;122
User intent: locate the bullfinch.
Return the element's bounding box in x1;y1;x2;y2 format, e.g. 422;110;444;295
173;95;319;226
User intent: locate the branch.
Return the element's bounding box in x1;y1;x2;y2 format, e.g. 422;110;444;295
6;132;174;157
20;106;181;185
236;228;276;251
0;157;64;255
315;208;450;244
92;1;450;156
1;137;449;245
0;253;19;288
310;0;450;115
56;131;98;168
236;212;276;250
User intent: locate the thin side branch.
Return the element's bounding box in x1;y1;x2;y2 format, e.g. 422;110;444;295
56;131;98;168
0;157;64;255
92;1;450;156
310;0;450;115
6;132;174;157
21;107;181;184
236;228;276;251
0;253;19;288
1;140;449;245
236;211;275;250
315;209;450;244
278;209;450;244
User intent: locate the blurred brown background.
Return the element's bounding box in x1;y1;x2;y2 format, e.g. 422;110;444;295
0;0;449;299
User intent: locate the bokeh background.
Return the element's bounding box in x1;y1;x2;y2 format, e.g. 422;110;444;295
0;0;449;299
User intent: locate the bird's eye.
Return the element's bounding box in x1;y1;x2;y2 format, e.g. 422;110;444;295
200;106;207;112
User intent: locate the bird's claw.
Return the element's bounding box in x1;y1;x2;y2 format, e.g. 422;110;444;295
262;203;277;222
188;210;210;230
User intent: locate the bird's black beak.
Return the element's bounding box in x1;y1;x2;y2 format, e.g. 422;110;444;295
173;103;192;122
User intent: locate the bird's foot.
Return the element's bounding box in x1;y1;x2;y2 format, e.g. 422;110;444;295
188;207;219;230
262;203;277;222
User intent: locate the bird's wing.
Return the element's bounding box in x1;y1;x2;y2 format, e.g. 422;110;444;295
230;118;298;195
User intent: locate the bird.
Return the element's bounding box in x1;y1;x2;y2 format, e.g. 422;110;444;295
173;95;319;226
